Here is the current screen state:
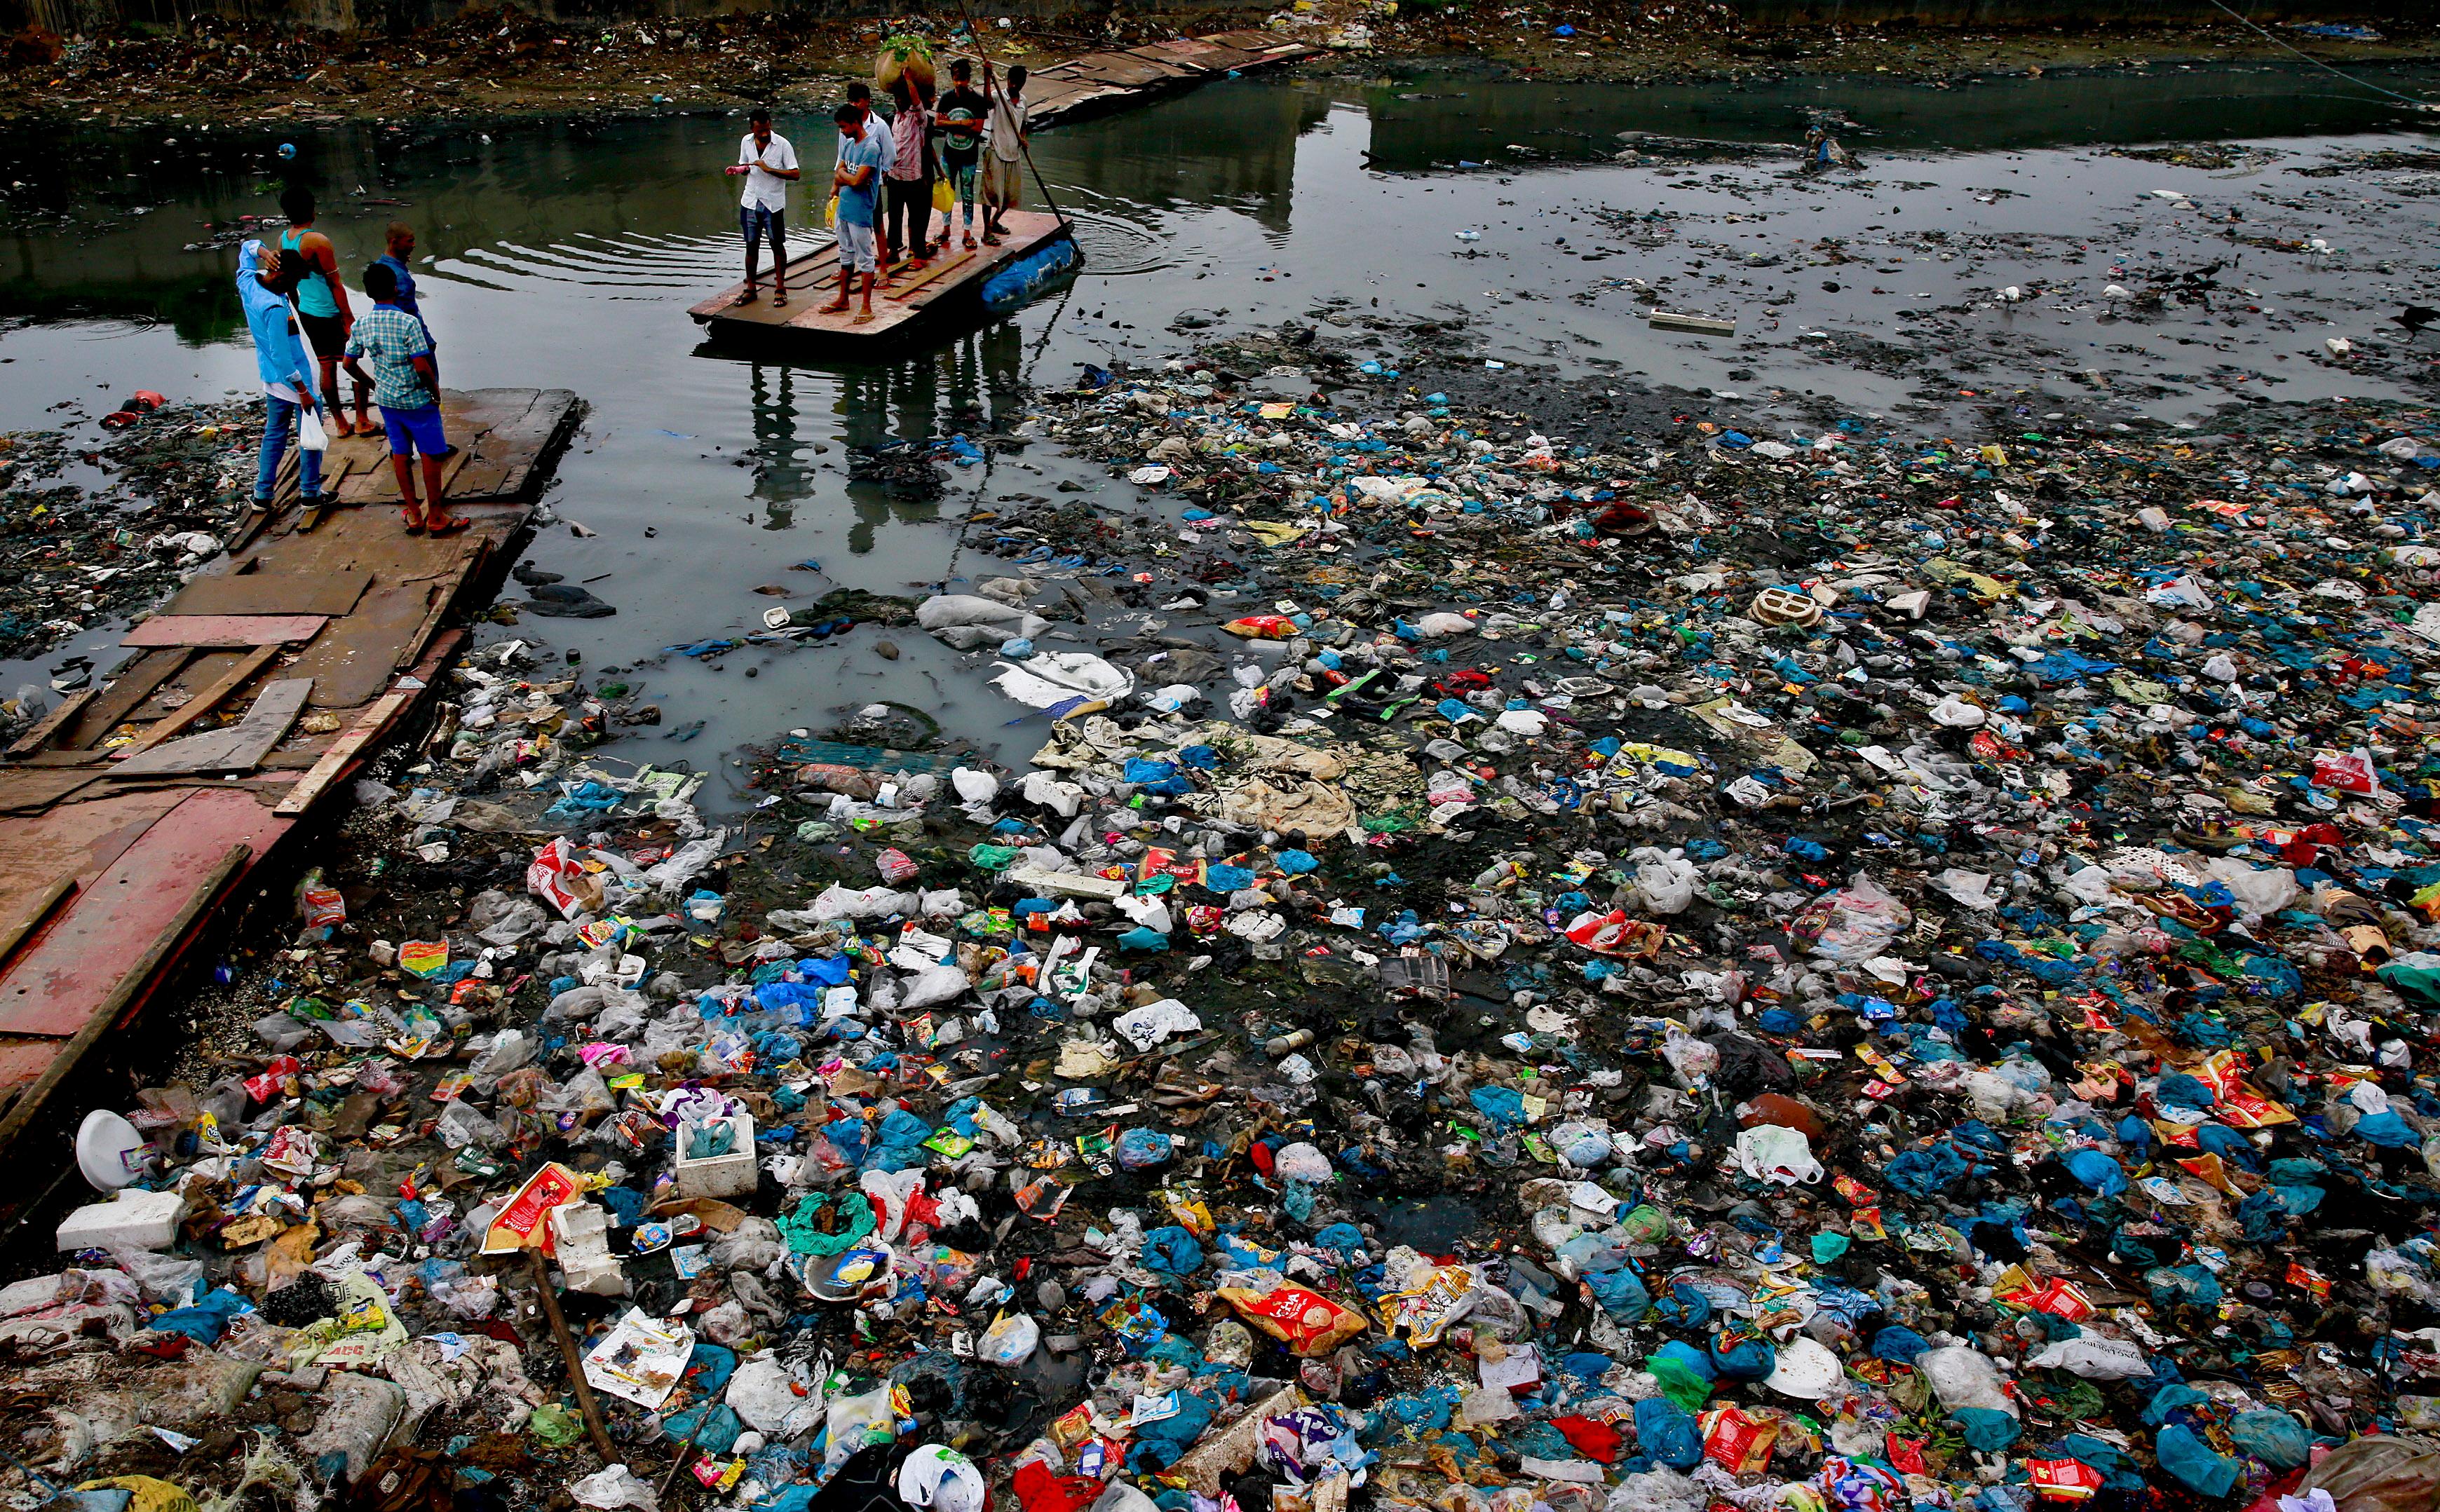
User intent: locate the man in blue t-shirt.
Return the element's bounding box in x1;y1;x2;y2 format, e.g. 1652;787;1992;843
373;221;438;392
821;102;888;324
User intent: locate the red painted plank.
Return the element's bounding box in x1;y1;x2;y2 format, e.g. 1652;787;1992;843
0;789;288;1039
0;1042;63;1098
123;615;326;648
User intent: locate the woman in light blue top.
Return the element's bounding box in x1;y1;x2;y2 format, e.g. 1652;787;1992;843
236;238;324;507
276;184;370;437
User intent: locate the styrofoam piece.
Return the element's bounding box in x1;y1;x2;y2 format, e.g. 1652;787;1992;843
672;1112;758;1200
548;1201;627;1297
57;1187;186;1252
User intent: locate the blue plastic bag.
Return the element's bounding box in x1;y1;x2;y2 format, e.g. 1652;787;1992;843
2228;1410;2312;1468
1634;1398;1704;1470
2156;1424;2239;1497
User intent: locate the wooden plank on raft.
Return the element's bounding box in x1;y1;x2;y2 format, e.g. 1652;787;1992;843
274;689;413;816
4;688;99;760
111;646;282;761
339;446;474;505
60;649;195;751
0;878;74;974
114;679;313;777
890;250;979;302
122;615;326;649
167;570;372;619
0;833;260;1147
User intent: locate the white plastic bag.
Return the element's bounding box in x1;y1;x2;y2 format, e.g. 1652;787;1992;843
980;1312;1041;1367
897;964;972;1009
1113;997;1201;1051
727;1354;822;1436
1917;1344;2017;1417
1630;850;1699;916
571;1464;660;1511
2024;1335;2150;1380
1733;1124;1822;1186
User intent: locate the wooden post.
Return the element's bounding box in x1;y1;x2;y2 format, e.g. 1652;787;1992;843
527;1248;618;1462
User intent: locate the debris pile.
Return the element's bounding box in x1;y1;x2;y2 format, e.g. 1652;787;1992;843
1;399;261;688
19;334;2440;1512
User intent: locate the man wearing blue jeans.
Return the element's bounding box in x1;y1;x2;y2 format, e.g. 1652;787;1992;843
726;107;801;306
236;238;323;509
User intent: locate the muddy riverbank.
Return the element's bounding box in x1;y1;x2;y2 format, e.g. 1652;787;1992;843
1;2;2434;130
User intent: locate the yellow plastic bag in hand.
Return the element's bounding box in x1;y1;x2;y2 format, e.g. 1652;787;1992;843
931;178;954;215
825;194;840;229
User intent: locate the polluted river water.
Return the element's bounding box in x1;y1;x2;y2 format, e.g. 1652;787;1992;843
1;64;2436;786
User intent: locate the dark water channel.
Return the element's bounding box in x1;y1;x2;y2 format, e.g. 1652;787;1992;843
0;63;2434;779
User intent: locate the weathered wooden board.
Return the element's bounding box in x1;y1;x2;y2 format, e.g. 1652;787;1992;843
112;679;313;777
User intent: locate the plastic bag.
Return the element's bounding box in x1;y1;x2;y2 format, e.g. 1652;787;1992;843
980;1312;1041;1366
1630;850;1699;916
1219;1285;1369;1356
1733;1124;1822;1185
571;1464;660;1511
726;1355;819;1437
1918;1345;2016;1417
2300;1433;2440;1512
2229;1410;2313;1469
2157;1424;2239;1497
1634;1398;1704;1471
1794;874;1912;962
823;1387;897;1474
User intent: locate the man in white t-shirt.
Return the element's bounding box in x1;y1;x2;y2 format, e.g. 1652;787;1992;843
724;107;801;306
980;64;1027;246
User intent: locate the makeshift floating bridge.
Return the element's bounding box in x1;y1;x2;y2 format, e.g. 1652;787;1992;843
690;210;1076;353
0;388;582;1160
688;27;1314;354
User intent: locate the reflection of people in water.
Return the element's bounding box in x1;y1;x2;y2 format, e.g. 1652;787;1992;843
747;362;813;529
826;329;1033;556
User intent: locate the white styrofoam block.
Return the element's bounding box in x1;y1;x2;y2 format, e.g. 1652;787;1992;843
57;1187;186;1252
549;1201;626;1297
672;1112;758;1200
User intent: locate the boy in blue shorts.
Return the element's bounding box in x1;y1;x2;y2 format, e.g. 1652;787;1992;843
344;261;463;536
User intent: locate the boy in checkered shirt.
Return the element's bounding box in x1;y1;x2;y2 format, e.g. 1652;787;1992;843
343;261;462;536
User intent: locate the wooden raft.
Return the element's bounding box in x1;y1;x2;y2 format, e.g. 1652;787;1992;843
689;210;1070;349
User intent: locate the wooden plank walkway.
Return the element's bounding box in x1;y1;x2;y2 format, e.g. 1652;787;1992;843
1023;29;1317;129
0;386;583;1156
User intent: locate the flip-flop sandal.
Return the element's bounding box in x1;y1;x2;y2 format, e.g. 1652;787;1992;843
425;515;471;536
851;312;877;325
400;507;426;535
